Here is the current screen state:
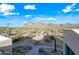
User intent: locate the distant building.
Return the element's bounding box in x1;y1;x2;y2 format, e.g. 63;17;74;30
63;29;79;55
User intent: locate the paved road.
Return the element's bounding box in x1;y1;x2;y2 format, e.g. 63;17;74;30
13;42;63;55
28;46;39;55
27;45;63;55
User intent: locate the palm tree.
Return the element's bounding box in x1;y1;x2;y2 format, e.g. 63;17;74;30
50;35;57;52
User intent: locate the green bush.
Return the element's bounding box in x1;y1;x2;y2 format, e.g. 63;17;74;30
39;48;44;52
13;37;23;42
44;38;52;42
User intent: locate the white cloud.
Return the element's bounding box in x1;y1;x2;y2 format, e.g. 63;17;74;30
25;15;31;18
48;17;56;20
0;4;19;16
0;4;14;13
3;12;19;16
62;3;76;13
75;9;79;11
24;5;36;10
33;17;56;21
23;21;28;24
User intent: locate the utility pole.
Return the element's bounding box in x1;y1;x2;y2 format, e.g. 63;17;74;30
7;23;10;37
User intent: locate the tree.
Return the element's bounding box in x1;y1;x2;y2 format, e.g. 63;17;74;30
49;35;57;52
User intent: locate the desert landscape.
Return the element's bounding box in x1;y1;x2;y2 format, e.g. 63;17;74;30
0;23;79;55
0;3;79;55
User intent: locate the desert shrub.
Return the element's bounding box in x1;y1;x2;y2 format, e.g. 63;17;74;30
39;48;44;52
13;37;23;42
44;38;52;42
28;46;32;50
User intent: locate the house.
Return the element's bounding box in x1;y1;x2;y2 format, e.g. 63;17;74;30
63;29;79;55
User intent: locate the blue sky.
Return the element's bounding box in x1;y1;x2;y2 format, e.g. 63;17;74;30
0;3;79;27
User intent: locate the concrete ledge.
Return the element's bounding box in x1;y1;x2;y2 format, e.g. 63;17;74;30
0;35;12;47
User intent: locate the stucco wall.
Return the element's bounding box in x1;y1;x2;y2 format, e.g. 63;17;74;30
0;36;12;55
63;30;79;55
0;36;12;47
